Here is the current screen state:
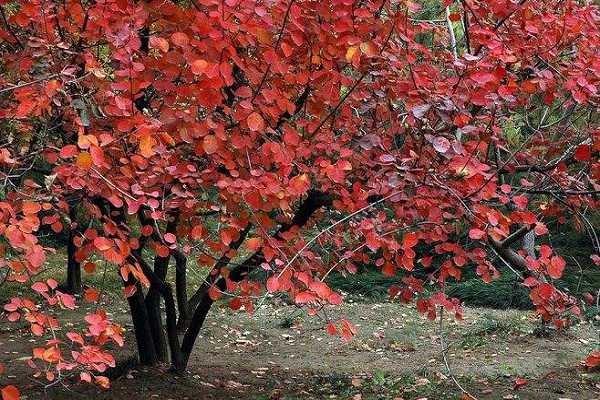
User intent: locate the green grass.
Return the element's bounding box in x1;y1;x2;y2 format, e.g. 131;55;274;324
461;313;528;349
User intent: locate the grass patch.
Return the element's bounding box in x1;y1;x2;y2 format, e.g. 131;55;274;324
461;313;528;349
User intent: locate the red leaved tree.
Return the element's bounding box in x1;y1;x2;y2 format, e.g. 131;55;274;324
1;0;599;396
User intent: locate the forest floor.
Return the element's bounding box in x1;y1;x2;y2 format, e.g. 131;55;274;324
1;297;599;400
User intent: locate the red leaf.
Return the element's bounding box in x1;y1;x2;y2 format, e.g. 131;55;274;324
149;36;169;53
309;281;332;299
382;263;395;277
59;145;78;158
94;237;113;251
1;385;20;400
247;112;265;132
288;174;310;195
246;237;263;251
328;292;343;305
84;288;99;303
80;372;92;383
547;256;565;279
468;228;485;240
295;291;315;304
32;281;48;293
522;277;538;288
208;286;221;300
171;32;189;47
585;351;600;368
513;377;528;390
266;275;279;293
191;59;209;75
574;144;591;161
513;195;528;210
402;232;418;248
22;202;41;215
326;323;337;335
156;245;170;258
67;332;84;345
123;285;137;298
31;324;44;336
471;71;497;85
90;145;105;167
84;262;96;274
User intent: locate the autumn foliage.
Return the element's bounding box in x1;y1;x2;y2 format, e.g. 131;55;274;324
1;0;600;396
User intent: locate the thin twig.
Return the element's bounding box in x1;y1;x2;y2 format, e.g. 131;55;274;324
438;307;477;399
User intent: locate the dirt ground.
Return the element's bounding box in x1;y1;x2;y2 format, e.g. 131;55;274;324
1;299;599;400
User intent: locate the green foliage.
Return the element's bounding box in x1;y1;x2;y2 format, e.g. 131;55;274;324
446;271;532;310
326;270;400;301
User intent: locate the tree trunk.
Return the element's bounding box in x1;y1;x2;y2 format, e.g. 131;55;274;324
127;280;158;365
145;254;170;362
173;250;189;324
63;207;81;294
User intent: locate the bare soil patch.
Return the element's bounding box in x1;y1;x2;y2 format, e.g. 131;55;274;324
1;301;599;399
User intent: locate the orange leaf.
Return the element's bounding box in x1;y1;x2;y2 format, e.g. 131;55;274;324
95;376;110;389
345;46;359;62
191;59;209;75
246;237;263;251
76;152;93;170
22;202;41;215
139;135;156;158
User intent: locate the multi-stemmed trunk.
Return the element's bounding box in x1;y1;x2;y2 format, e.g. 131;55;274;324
122;190;333;373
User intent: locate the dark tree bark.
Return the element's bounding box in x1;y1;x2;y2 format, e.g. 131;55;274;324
144;253;170;362
126;278;159;365
140;211;180;362
63;206;82;294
